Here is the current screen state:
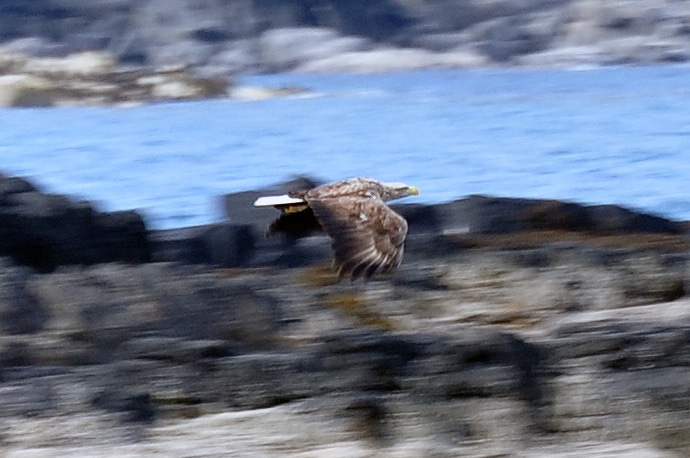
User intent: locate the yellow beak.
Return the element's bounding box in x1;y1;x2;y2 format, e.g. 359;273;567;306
409;186;420;195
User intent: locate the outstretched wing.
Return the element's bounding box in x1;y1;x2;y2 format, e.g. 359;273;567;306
306;193;408;280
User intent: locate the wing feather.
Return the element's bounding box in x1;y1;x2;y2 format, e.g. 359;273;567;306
306;192;409;280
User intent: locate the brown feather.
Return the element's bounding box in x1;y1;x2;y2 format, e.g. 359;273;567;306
306;191;408;280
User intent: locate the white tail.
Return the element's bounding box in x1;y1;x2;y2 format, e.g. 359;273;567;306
253;195;306;207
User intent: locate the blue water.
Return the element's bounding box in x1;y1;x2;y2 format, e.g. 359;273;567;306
2;65;690;229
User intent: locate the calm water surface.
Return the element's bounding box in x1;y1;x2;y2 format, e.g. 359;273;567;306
2;65;690;229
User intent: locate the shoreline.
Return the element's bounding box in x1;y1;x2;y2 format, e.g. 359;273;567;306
3;0;690;108
2;45;689;107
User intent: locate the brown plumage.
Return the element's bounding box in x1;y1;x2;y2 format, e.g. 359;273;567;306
253;177;419;280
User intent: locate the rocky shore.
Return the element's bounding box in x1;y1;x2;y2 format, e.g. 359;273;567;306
0;48;231;107
2;1;690;106
0;172;689;456
3;0;690;75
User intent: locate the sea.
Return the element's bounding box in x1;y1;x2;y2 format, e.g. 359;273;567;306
2;64;690;229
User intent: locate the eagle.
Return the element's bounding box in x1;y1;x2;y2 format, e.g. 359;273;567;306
253;177;419;280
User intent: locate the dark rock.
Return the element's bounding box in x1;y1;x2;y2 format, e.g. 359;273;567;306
548;318;690;450
613;367;690;412
405;332;548;405
120;337;239;363
313;329;420;392
158;282;282;346
122;392;156;424
391;261;449;289
261;237;333;268
90;210;151;264
0;175;150;271
505;247;554;268
0;173;37;197
435;195;591;234
202;223;255;267
150;223;255;267
310;328;550;432
92;387;156;424
585;204;684;234
0;262;48;334
315;0;415;41
149;227;209;265
435;195;683;236
0;341;33;367
344;395;390;442
555;320;690;370
390;203;441;235
210;352;315;409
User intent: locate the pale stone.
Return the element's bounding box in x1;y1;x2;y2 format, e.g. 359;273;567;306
61;51;116;76
259;27;372;71
230;85;307;101
296;48;487;73
21;51;115;76
151;79;202;99
0;74;56;107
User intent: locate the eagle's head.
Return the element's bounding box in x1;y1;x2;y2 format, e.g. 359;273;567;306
380;182;419;202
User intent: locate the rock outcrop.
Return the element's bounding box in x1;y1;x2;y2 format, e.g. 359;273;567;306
1;248;689;456
0;172;150;272
0;172;689;456
0;48;229;107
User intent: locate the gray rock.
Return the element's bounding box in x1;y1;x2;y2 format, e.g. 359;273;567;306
0;173;37;196
210;352;315;409
546;318;690;452
257;27;373;72
40;264;279;345
0;377;57;416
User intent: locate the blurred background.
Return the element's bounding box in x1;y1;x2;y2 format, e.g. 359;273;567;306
3;0;690;73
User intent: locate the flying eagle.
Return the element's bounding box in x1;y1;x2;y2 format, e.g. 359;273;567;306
253;177;419;280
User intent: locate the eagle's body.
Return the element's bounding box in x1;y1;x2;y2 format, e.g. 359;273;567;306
253;177;419;280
